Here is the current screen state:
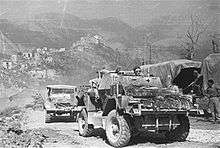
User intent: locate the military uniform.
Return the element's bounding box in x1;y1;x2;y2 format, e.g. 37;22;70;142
87;88;101;109
205;85;220;122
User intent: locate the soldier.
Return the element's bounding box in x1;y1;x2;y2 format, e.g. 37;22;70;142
133;66;143;76
87;82;100;110
204;79;220;123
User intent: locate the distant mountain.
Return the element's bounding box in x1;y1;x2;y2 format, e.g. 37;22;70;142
0;6;215;60
0;18;85;49
0;12;134;49
32;13;136;48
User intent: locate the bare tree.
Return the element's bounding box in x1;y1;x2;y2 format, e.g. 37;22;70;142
181;13;208;60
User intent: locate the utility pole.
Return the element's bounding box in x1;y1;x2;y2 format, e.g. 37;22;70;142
144;33;153;65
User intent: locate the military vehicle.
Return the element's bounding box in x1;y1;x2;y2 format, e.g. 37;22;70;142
77;71;192;147
44;85;80;123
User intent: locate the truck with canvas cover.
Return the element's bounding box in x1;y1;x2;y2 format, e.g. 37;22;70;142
202;53;220;90
44;85;82;123
140;59;202;89
198;53;220;114
140;59;204;115
77;71;193;147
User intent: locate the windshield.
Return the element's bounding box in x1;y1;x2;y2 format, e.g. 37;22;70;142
50;89;75;94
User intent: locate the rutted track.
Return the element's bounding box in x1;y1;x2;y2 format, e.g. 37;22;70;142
24;110;220;148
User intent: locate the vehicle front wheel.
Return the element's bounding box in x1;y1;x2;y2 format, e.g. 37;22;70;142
165;115;190;142
105;110;131;147
78;109;93;137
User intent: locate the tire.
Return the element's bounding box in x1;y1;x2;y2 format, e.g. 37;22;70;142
45;111;52;123
78;109;94;137
166;115;190;142
105;110;131;147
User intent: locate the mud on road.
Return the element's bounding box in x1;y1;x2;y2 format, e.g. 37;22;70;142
23;109;220;148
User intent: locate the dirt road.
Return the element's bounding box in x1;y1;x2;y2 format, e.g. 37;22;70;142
22;109;220;148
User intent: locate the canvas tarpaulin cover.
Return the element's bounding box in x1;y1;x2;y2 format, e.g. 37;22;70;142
98;73;162;90
140;59;202;87
202;53;220;90
117;76;162;97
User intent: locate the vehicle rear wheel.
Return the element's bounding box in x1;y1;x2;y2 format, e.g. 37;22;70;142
165;115;190;142
78;109;93;137
106;110;131;147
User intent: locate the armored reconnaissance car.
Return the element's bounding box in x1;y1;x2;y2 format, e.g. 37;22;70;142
78;71;192;147
44;85;80;123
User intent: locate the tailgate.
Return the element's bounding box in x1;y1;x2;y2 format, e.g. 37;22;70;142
131;103;188;116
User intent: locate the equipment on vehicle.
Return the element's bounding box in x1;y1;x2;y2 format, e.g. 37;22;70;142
141;59;204;115
77;71;192;147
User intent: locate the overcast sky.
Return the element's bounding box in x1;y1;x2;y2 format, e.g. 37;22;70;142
0;0;218;26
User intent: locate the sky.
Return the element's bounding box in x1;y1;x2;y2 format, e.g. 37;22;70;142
0;0;218;27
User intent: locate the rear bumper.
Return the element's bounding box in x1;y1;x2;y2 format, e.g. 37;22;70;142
46;106;86;113
130;105;189;116
131;108;187;132
140;109;188;115
46;109;71;114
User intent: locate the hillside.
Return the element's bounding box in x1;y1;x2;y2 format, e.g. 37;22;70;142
0;19;84;49
43;41;141;85
0;0;217;87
